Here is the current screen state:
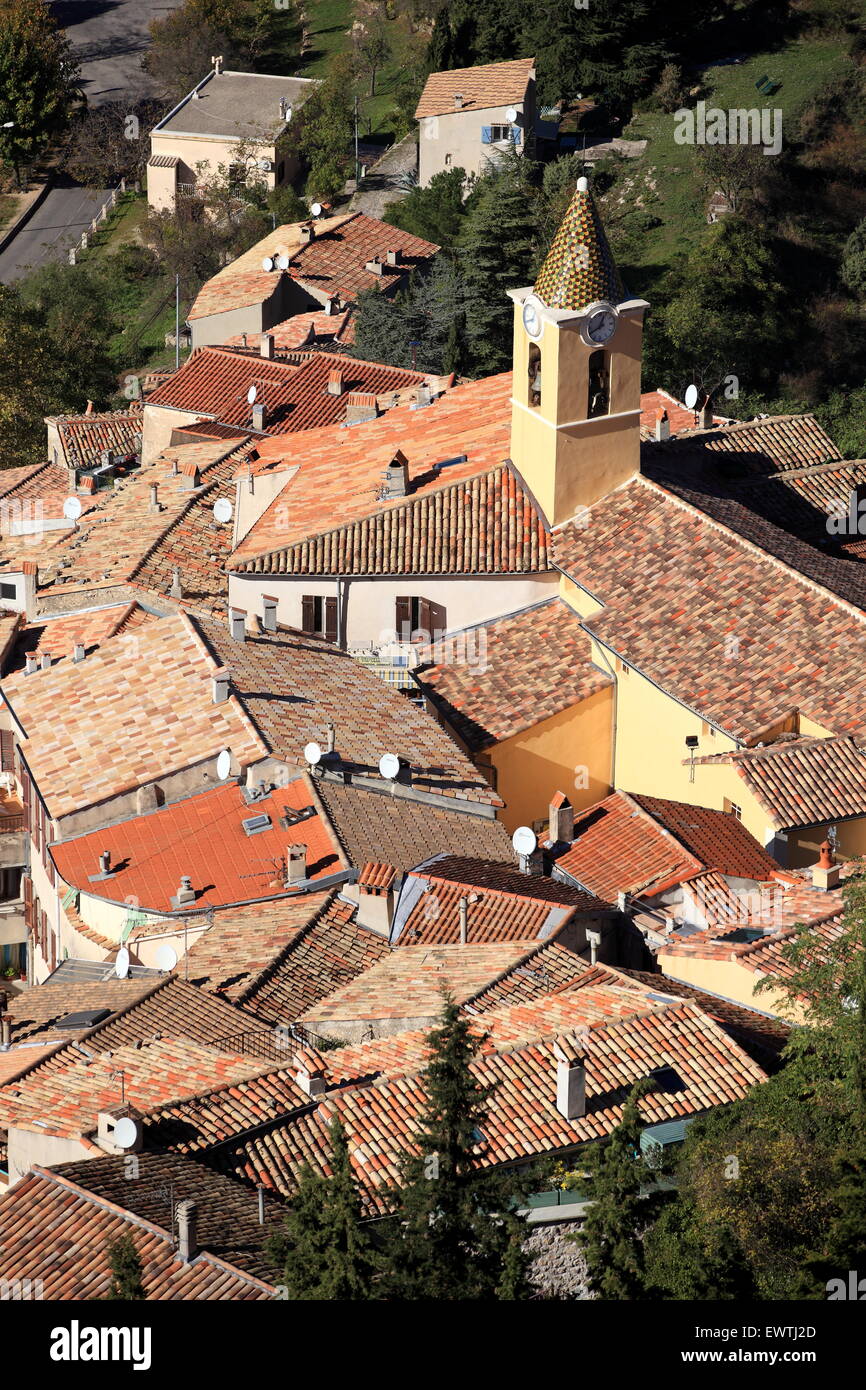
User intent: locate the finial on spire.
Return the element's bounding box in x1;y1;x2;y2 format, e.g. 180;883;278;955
576;176;589;192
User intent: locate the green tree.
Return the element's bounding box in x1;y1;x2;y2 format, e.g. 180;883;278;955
384;167;470;249
382;993;531;1299
0;0;79;186
645;1196;758;1300
17;262;119;406
267;1117;379;1299
798;1146;866;1298
105;1233;146;1300
352;256;466;374
283;52;355;200
842;217;866;299
459;155;539;375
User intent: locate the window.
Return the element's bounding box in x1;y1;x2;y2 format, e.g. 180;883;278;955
444;153;452;166
0;582;16;600
587;350;610;418
395;596;447;643
488;124;511;142
724;799;743;821
528;343;542;408
0;866;22;902
301;595;338;642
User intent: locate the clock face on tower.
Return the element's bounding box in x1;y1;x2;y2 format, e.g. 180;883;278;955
581;303;618;346
522;296;543;340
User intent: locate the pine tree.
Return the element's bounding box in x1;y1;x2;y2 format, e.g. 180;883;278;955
459;156;539;376
105;1233;146;1300
575;1082;658;1299
382;992;531;1300
0;0;79;187
267;1117;378;1299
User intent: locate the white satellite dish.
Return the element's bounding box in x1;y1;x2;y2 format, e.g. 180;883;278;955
310;202;323;217
505;105;518;123
113;1117;138;1150
261;255;274;272
63;496;82;521
115;947;130;979
247;384;258;405
156;943;177;972
216;748;232;780
276;253;289;271
304;741;322;766
684;383;699;410
512;825;537;856
212;497;233;525
379;752;400;781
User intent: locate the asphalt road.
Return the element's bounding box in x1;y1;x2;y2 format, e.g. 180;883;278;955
0;0;182;282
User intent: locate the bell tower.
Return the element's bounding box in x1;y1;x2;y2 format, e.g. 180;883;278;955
507;177;648;528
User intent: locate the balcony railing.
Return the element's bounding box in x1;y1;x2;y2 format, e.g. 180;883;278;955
349;642;421;692
177;182;206;199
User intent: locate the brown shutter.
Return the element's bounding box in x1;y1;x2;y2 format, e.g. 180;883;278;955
23;873;34;931
0;729;13;771
324;596;338;643
429;601;447;641
395;596;412;642
301;595;316;634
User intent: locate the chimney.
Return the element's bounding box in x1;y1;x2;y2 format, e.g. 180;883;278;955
415;383;431;408
453;93;464;110
554;1039;587;1120
459;895;469;945
251;402;266;432
655;408;670;442
24;652;38;675
136;783;160;814
616;890;628;912
365;258;384;277
699;396;714;429
72;642;86;663
229;609;246;643
174;874;196;906
382;450;410;498
261;596;277;632
326;369;344;397
325;721;336;755
260;333;275;360
40;652;51;671
149;483;160;512
354;863;397;937
180;463;201;491
0;1015;11;1049
99;850;111;875
549;791;574;845
176;1200;198;1261
211;666;230;703
812;839;841;891
295;1054;327;1097
279;96;289;121
85;400;93;416
324;297;334;316
386;248;401;267
300;223;315;244
212;54;223;76
344;393;379;425
66;465;78;493
170;568;183;600
286;843;307;885
21;560;37;620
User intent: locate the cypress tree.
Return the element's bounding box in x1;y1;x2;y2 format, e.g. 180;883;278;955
459;156;539;376
105;1233;146;1300
382;992;531;1300
267;1116;378;1299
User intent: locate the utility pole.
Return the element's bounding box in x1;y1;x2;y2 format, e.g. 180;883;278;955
175;274;180;372
354;94;360;186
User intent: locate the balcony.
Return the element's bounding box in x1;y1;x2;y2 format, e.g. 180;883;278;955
0;798;25;869
348;641;421;692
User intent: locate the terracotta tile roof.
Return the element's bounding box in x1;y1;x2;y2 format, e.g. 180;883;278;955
234;895;391;1025
1;612;268;819
465;939;597;1012
13;601;148;668
193;614;503;810
629;794;781;879
554;791;702;899
554;476;866;741
639;389;731;438
313;779;513;873
4;977;156;1045
0;1167;275;1297
228;375;548;576
51;410;141;471
300;942;538;1034
144;1065;312;1153
222;307;354;352
415;57;535;118
660;908;847;983
647;412;839;474
415;599;611;750
147;346;431;436
52;1152;287;1281
189;214;438;320
0;459;101;528
616;968;791;1061
358;861;397;890
394;855;610;947
69;976;265;1053
690;735;866;830
183;892;333;1001
534;179;624;312
51;777;345;913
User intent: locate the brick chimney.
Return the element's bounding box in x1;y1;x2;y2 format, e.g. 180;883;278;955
554;1037;587;1120
326;369;344;397
655;408;670;442
549;791;574;845
260;333;275;360
286;843;307;885
176;1200;198;1261
812;839;841;891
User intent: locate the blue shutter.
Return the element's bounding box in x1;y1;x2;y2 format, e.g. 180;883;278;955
481;125;493;144
511;125;522;145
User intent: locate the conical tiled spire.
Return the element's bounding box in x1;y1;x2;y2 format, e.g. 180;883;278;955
533;177;624;311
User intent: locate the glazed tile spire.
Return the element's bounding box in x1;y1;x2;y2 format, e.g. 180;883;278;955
533;176;624;311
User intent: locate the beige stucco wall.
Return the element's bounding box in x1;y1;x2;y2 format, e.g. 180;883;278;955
7;1128;92;1189
417;82;535;187
148;130;283;212
142;404;209;465
657;953;800;1022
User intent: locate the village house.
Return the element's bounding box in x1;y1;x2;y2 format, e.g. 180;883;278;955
415;57;537;188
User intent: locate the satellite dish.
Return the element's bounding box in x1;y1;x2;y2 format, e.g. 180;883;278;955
113;1117;138;1150
216;748;231;780
115;947;130;979
379;752;400;781
505;105;518;122
310;202;323;217
63;496;82;521
684;384;699;410
276;253;289;271
261;255;274;272
156;943;177;972
246;385;258;405
212;497;233;524
511;825;537;856
304;741;322;766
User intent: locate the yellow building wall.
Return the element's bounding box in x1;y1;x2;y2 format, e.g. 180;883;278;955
488;685;613;833
658;953;803;1022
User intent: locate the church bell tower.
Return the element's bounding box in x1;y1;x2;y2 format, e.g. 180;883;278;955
508;176;648;528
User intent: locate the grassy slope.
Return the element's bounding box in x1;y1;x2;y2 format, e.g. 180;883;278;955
300;0;425;139
619;34;851;300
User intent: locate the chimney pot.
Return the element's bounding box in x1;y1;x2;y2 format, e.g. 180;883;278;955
149;483;160;512
99;850;111;874
812;839;841;890
176;1199;198;1261
0;1015;11;1048
286;843;307;885
175;874;196;906
549;792;574;845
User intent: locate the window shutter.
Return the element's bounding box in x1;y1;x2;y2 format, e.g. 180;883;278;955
301;595;316;634
324;596;338;643
418;599;433;642
23;873;33;931
428;601;447;641
481;125;492;144
0;729;13;771
511;125;521;145
395;596;412;642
